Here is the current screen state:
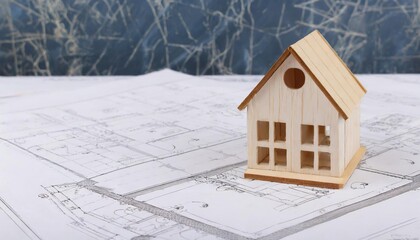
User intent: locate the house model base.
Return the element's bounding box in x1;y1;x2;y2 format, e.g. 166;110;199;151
244;147;365;189
238;30;367;189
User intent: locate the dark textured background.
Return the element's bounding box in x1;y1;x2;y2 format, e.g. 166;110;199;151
0;0;419;76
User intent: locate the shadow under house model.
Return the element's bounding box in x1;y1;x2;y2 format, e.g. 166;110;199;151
238;30;367;189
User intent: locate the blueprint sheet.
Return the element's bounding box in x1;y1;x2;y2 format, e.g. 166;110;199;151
0;70;420;240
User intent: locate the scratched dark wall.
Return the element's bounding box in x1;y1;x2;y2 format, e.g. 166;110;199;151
0;0;419;76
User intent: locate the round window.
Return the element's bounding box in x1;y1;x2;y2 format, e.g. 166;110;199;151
284;68;305;89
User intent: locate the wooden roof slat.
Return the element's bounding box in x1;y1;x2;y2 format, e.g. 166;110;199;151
305;34;361;104
295;36;357;111
290;44;352;118
237;30;366;119
309;32;365;101
315;31;367;93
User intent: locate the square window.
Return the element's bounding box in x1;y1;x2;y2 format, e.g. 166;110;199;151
257;121;269;141
301;124;314;144
319;152;331;170
274;148;287;166
257;147;269;165
274;122;286;141
319;125;331;146
301;151;314;169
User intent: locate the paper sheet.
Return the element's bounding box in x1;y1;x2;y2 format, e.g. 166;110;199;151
0;70;420;239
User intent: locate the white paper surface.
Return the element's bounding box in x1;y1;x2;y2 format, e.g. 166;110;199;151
0;70;419;239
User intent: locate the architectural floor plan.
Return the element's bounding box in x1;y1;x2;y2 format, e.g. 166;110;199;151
0;70;419;239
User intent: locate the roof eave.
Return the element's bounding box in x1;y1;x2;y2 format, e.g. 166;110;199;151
237;49;291;110
288;46;350;120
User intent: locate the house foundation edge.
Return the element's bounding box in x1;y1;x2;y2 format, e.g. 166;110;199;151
244;146;366;189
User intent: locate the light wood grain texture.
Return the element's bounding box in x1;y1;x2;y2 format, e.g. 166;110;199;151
240;30;366;189
290;31;366;119
344;104;361;166
238;50;290;110
314;30;367;93
246;54;340;176
238;30;366;120
244;146;366;189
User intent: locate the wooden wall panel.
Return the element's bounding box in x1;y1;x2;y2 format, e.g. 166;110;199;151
247;54;341;177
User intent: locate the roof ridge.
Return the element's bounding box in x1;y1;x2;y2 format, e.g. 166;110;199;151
237;30;366;120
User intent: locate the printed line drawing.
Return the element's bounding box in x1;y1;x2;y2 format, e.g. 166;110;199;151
0;70;419;239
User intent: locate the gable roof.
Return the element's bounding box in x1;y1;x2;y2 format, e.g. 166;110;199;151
237;30;366;120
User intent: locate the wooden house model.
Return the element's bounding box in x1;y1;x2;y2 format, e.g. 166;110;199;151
238;30;366;189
